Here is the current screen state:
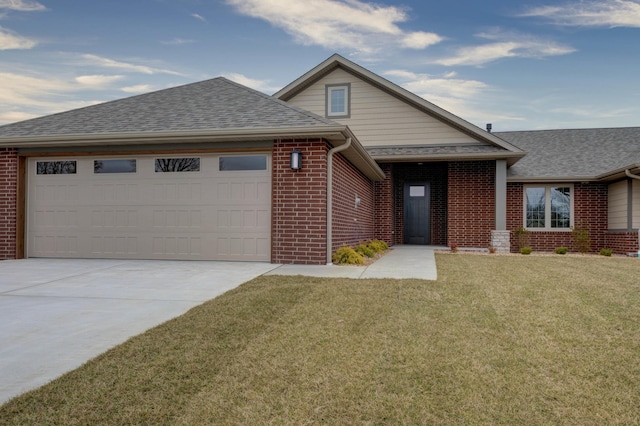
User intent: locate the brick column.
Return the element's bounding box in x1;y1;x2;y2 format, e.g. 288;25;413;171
0;148;18;259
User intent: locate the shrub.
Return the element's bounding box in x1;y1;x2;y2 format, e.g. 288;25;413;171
355;243;375;258
332;246;364;265
488;246;498;254
571;221;592;254
514;226;530;250
555;247;568;255
600;248;613;257
520;247;533;255
367;239;388;253
450;243;458;253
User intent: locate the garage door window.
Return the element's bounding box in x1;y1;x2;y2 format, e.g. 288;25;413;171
94;159;137;173
155;157;200;172
36;161;76;175
219;155;267;171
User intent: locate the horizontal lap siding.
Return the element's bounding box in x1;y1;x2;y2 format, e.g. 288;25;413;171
608;180;628;229
272;139;328;264
286;68;477;147
331;152;375;252
0;148;18;259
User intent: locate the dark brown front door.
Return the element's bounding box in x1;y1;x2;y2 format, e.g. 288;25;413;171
404;182;430;244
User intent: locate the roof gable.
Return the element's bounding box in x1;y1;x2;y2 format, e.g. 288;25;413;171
275;54;525;162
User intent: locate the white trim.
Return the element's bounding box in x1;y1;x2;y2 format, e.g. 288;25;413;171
523;184;574;231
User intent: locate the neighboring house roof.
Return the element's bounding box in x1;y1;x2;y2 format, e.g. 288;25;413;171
0;76;384;180
275;54;526;165
498;127;640;182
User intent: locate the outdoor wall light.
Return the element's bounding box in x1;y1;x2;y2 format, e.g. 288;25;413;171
290;150;302;170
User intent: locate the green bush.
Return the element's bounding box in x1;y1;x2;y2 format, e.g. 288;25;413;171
555;247;568;255
332;246;364;265
514;226;530;250
571;221;592;254
356;243;376;258
520;247;533;255
600;248;613;257
367;239;388;253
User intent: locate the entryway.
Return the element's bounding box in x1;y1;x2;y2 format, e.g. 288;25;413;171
403;181;430;244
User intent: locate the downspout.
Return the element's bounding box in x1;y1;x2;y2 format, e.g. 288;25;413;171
624;170;640;253
326;137;352;265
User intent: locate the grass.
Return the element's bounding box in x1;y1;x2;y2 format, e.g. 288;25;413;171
2;254;640;424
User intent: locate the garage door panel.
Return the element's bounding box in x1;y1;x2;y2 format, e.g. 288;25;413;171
28;154;271;261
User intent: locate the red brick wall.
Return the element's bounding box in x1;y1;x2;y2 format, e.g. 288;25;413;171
0;148;18;259
507;182;609;253
605;231;639;255
272;139;328;264
373;163;394;245
331;151;375;252
447;161;495;248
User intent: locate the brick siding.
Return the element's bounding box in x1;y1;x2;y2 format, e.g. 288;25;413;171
331;149;375;252
507;182;609;253
447;161;495;248
272;139;328;264
373;163;394;245
0;148;18;259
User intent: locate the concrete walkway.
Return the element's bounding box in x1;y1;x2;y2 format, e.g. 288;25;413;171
267;245;440;280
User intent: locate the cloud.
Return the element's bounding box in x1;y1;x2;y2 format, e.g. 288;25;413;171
0;72;97;123
0;0;45;11
435;31;575;66
522;0;640;27
161;38;195;46
222;72;281;93
121;84;154;93
80;54;184;76
191;13;207;23
0;26;37;49
75;74;124;88
225;0;442;53
383;69;524;124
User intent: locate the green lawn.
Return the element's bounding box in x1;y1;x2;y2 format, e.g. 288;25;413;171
2;254;640;425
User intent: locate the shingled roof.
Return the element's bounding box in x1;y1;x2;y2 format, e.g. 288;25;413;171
498;127;640;181
0;77;339;139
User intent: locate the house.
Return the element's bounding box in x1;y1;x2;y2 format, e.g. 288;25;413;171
0;54;638;264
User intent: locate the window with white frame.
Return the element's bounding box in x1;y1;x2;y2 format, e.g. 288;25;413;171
326;84;350;118
524;185;573;230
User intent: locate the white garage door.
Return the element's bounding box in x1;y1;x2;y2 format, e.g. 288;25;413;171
27;154;271;261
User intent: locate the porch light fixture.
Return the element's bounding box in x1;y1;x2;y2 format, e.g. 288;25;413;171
290;150;302;170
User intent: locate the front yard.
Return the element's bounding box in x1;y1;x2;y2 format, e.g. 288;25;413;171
1;254;639;425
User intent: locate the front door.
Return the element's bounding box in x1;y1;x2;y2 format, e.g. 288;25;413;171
404;182;430;244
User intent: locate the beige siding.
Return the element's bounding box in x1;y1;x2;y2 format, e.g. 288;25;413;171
609;180;628;229
287;68;479;147
633;180;640;229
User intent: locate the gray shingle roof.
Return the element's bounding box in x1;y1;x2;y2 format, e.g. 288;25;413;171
367;144;507;158
0;77;339;138
497;127;640;180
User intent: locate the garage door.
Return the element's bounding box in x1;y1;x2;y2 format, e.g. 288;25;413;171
27;154;271;261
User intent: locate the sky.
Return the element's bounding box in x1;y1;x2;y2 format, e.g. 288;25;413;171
1;0;639;131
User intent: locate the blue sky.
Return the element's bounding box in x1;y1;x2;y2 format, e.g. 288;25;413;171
1;0;639;131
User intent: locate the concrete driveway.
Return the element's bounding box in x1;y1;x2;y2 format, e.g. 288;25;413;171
0;258;278;404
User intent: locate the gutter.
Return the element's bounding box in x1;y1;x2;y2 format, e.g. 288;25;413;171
326;137;352;265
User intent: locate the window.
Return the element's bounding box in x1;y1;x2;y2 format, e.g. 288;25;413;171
219;155;267;171
525;185;573;230
155;157;200;172
94;159;136;174
326;84;350;118
36;161;76;175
